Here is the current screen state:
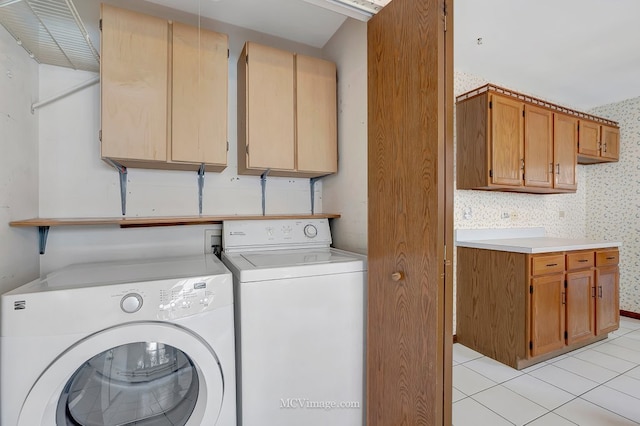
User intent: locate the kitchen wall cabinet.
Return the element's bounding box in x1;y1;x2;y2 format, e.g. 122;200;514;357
457;246;619;369
100;4;228;172
237;42;337;178
578;121;620;164
457;84;619;193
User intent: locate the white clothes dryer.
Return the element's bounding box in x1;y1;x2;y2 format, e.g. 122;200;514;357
222;219;366;426
1;254;236;426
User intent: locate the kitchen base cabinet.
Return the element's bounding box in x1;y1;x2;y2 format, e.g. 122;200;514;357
457;247;619;369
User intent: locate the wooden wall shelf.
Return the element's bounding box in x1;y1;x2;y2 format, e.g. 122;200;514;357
10;214;341;254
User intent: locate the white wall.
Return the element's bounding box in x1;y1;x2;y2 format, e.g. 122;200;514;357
0;26;39;293
587;96;640;314
37;18;330;274
322;19;368;255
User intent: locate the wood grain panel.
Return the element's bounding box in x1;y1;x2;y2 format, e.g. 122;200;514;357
596;265;620;334
566;250;594;270
456;248;527;368
100;4;168;162
171;23;228;169
601;125;620;160
296;54;337;174
578;120;600;157
524;104;553;188
530;273;566;357
367;0;452;423
456;93;489;189
490;94;523;187
531;254;565;276
596;249;619;266
566;269;596;345
553;113;578;190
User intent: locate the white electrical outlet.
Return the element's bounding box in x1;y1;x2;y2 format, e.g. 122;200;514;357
204;229;222;254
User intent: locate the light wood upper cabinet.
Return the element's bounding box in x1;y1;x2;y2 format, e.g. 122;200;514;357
237;42;337;178
578;120;600;157
553;113;578;190
601;125;620;161
491;94;524;187
101;4;168;163
524;104;553;188
578;120;620;164
171;22;228;169
100;5;228;171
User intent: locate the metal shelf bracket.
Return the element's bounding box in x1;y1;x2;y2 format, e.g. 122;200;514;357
260;169;270;216
104;159;128;216
198;164;205;215
38;226;50;255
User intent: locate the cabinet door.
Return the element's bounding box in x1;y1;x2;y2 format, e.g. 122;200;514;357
596;265;620;335
553;114;578;190
172;23;228;168
296;54;337;175
601;125;620;161
566;270;595;345
530;274;565;357
524;105;553;188
490;94;524;186
578;120;600;157
101;4;168;162
240;43;295;172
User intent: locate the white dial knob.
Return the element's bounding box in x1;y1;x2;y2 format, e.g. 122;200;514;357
121;293;143;313
304;224;318;238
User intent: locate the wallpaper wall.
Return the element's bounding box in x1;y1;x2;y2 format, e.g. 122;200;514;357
587;97;640;314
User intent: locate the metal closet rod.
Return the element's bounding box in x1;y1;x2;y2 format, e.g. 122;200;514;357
31;75;100;113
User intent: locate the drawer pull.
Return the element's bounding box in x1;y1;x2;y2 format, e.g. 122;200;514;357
546;263;558;267
578;259;589;263
606;256;616;260
599;286;603;298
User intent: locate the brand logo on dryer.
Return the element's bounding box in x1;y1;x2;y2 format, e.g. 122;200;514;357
14;300;26;310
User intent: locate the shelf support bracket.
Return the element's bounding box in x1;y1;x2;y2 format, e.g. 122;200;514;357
104;159;128;216
31;76;100;114
260;169;270;216
38;226;50;255
310;176;326;215
198;164;205;215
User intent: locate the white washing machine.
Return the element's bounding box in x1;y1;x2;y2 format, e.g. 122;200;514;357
221;219;366;426
1;254;236;426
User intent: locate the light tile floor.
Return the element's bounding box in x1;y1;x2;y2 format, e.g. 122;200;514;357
453;316;640;425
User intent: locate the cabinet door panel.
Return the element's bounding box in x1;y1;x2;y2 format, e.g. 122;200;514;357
296;55;337;174
531;274;565;357
596;266;620;335
524;105;553;188
245;43;295;171
554;114;578;190
172;23;228;166
578;120;600;157
601;125;620;160
566;270;595;345
101;4;168;162
490;95;523;186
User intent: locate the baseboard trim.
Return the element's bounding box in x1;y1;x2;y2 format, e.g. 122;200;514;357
620;310;640;320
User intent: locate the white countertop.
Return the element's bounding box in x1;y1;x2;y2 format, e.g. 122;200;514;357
455;228;621;254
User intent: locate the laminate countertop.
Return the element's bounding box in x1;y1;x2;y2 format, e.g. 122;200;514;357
455;228;621;254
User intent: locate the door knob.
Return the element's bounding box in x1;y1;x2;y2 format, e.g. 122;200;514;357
391;272;404;281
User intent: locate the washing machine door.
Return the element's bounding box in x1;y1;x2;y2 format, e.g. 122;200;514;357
18;322;225;426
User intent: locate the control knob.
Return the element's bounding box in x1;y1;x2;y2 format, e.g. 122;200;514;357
304;224;318;238
121;293;143;313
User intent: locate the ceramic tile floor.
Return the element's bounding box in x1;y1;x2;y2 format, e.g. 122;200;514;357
453;316;640;425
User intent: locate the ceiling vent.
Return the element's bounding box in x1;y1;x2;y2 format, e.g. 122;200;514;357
301;0;391;21
0;0;99;72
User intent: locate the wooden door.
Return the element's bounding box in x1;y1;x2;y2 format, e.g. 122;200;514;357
578;120;600;157
490;94;524;187
367;0;453;424
566;270;595;345
553;113;578;190
172;23;228;170
100;4;168;162
596;266;620;334
296;54;338;175
237;42;295;173
524;105;553;188
530;274;565;357
601;125;620;160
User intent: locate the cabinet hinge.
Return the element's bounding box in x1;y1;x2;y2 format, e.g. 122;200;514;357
246;145;249;154
564;331;568;340
99;19;102;31
99;129;102;142
226;141;229;152
523;110;525;117
564;280;567;288
489;169;493;178
529;341;533;351
442;1;447;32
246;55;248;64
227;49;229;59
529;285;533;294
489;101;492;109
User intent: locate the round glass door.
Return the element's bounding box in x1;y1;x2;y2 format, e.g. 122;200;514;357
56;342;199;426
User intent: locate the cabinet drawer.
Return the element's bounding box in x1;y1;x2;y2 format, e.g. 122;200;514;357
596;250;619;266
531;254;565;276
567;251;594;270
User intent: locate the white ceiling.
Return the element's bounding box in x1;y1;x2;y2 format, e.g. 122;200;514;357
73;0;640;110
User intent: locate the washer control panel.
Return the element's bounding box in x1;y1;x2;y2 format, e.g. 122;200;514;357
223;219;332;252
